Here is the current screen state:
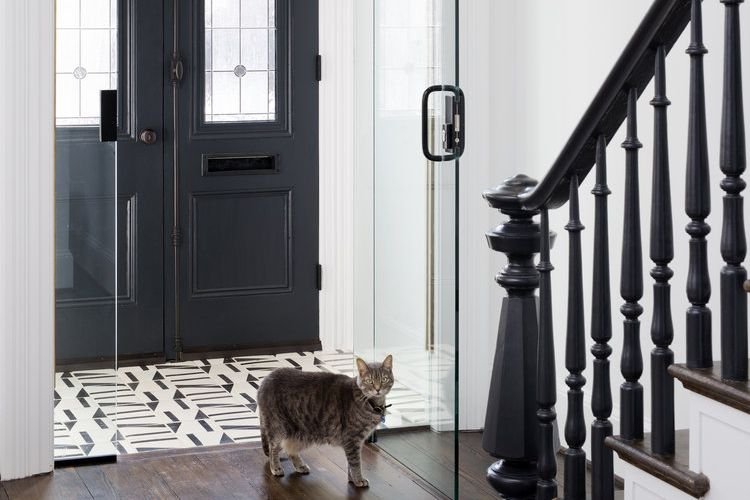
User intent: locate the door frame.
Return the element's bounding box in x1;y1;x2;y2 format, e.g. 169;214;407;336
0;0;55;480
318;0;360;353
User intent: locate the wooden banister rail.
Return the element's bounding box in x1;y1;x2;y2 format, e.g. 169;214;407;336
484;0;692;214
483;0;747;497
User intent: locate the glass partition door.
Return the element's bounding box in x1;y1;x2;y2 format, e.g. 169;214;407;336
54;0;119;461
370;1;460;497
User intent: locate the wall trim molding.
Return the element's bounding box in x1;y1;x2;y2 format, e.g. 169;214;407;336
318;0;356;352
0;0;55;480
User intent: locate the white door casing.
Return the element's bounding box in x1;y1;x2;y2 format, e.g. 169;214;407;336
0;0;55;480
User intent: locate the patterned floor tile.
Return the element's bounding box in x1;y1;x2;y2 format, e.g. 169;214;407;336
54;350;435;459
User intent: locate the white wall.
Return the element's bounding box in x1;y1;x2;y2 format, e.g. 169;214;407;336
320;0;748;438
0;0;55;480
490;0;750;456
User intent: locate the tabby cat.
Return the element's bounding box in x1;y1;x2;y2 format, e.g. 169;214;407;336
256;355;394;487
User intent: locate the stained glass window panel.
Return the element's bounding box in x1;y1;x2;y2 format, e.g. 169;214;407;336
55;0;118;127
204;0;277;123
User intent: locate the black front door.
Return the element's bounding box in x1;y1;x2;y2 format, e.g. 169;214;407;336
56;0;319;364
56;0;165;364
167;0;320;357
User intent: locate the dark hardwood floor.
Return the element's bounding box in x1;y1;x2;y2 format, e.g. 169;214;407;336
1;431;626;499
0;443;444;500
377;429;497;499
377;429;625;499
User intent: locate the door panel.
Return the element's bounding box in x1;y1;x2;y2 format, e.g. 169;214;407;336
172;0;319;353
56;0;164;363
116;0;165;359
191;189;291;295
367;0;460;498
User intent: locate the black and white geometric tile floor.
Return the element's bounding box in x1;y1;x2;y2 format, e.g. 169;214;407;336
54;351;428;460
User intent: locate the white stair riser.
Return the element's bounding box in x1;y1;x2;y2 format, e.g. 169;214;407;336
688;392;750;499
620;462;699;500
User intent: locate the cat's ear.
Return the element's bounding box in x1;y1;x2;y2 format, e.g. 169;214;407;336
356;358;369;378
382;354;393;370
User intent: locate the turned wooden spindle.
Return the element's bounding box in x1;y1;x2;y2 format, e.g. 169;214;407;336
620;87;645;442
650;44;676;456
591;135;615;499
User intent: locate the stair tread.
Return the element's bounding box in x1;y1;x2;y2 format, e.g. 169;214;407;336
669;361;750;414
605;430;709;498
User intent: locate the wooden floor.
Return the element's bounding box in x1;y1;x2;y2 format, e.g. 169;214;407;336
377;430;496;499
378;429;625;499
0;443;444;500
1;431;626;499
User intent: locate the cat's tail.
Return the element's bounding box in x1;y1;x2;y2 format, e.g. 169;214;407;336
259;411;269;456
261;428;269;456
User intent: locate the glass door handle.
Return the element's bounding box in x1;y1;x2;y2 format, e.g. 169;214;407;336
421;85;465;162
99;90;118;142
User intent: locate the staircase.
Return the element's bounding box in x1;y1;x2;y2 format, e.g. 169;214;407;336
480;0;747;498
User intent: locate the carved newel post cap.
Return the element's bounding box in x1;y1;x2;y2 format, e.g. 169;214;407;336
483;174;539;212
484;174;548;256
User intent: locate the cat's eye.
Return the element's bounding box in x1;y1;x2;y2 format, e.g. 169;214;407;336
363;378;372;384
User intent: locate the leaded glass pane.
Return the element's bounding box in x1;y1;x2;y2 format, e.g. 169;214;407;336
55;0;118;127
204;0;277;123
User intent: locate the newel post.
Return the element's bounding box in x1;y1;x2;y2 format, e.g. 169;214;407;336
482;174;543;499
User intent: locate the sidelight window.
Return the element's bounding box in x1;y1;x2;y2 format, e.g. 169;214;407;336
55;0;118;127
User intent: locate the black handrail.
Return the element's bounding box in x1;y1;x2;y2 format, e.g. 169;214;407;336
485;0;692;212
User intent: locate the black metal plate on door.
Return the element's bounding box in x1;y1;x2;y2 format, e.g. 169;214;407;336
99;90;118;142
202;154;279;176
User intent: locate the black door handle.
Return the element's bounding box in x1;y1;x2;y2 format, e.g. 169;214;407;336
422;85;465;162
99;90;117;142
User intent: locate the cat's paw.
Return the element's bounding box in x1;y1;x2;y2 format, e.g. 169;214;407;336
269;463;285;477
293;463;310;474
349;477;369;488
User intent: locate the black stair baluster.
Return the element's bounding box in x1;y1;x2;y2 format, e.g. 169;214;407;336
650;44;676;456
591;135;615;499
685;0;713;370
537;207;557;499
564;175;586;500
620;87;645;442
719;0;748;381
